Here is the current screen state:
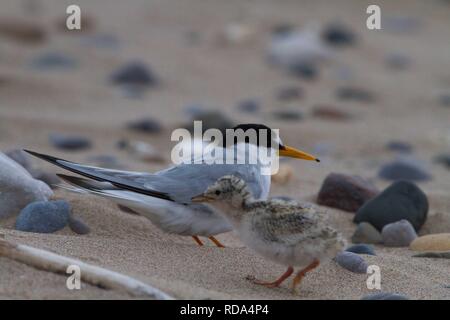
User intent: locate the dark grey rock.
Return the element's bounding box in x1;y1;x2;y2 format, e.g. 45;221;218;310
15;200;70;233
276;86;303;101
386;141;413;153
335;251;368;273
378;157;431;181
271;110;303;121
110;61;158;87
434;153;450;169
322;22;356;47
30;52;77;70
354;181;429;231
317;173;379;212
236;99;260;113
49;133;92;151
5;149;32;170
361;292;409;300
68;216;90;235
352;222;383;244
385;52;411;70
126;117;162;134
381;219;417;247
336;87;375;103
438;94;450;107
288;62;318;80
346;244;376;256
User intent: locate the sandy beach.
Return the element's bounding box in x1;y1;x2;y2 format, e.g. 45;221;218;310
0;0;449;299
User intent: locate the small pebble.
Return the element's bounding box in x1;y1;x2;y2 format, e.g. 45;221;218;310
434;153;450;169
322;22;356;47
126;117;163;134
236;99;260;113
312;105;352;121
336;87;375;103
271;110;303;121
30;52;77;70
378;157;431;181
382;219;417;247
351;222;383;244
0;19;46;44
49;133;92;151
438;94;450;107
345;244;376;256
410;233;450;252
288;62;318;80
335;251;368;274
276;86;303;101
317;173;379;212
361;292;409;300
68;216;90;235
110;61;158;87
386;141;413;153
15;200;70;233
354;181;428;231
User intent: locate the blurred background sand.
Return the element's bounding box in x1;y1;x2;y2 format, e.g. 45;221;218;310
0;0;449;299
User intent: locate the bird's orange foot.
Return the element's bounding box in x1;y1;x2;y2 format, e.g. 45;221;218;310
208;236;225;248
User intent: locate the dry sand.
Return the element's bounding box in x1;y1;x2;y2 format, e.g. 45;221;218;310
0;0;449;299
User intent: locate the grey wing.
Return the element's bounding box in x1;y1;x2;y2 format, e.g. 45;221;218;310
142;163;266;203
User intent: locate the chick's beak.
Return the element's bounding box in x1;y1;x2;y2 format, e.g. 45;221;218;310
279;145;320;162
191;194;214;203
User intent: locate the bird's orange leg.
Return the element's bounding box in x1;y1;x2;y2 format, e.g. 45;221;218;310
249;266;294;288
192;236;204;246
208;236;225;248
291;259;320;293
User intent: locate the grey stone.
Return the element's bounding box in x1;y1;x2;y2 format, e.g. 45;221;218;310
126;117;163;134
412;251;450;259
351;222;383;244
378;157;431;181
276;86;303;101
382;219;417;247
30;52;77;70
336;86;375;103
15;200;70;233
322;22;356;47
271;110;303;121
345;244;376;256
68;216;90;235
0;152;53;219
434;153;450;169
354;181;428;231
236;99;260;113
385;141;413;153
361;292;409;300
335;251;368;274
110;61;158;87
49;133;92;151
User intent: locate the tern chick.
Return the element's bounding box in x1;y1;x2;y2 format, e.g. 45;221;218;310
192;175;346;292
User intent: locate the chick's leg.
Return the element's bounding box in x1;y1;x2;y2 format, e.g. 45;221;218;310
249;266;294;288
208;236;225;248
291;259;320;293
192;236;204;246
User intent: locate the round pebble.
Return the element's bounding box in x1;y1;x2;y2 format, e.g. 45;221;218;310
361;292;409;300
322;22;356;47
126;117;163;134
354;181;428;231
345;244;376;256
381;219;417;247
336;86;374;103
386;141;413;153
68;216;90;235
317;173;379;212
410;233;450;252
236;99;260;113
378;157;431;181
335;251;368;274
49;133;92;151
15;200;70;233
110;61;158;87
271;110;303;121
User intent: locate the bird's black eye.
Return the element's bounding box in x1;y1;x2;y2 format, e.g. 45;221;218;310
215;190;221;196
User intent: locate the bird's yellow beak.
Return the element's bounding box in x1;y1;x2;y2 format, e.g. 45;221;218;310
278;145;320;162
191;194;214;203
